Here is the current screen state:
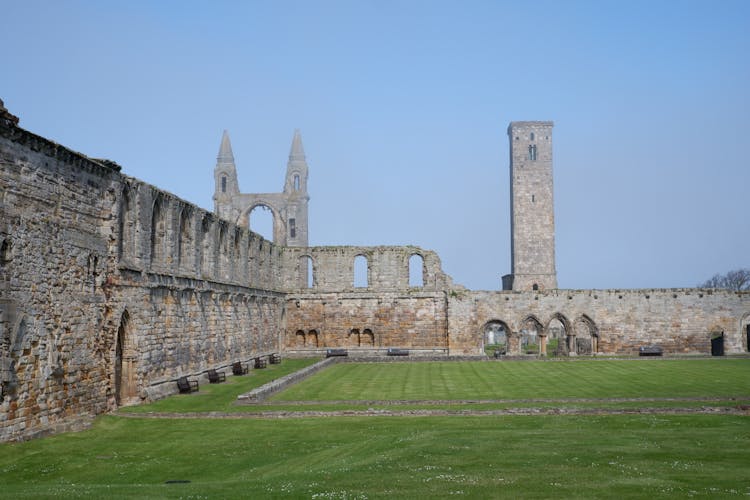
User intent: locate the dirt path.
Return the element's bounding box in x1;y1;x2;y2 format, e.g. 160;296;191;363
119;399;750;420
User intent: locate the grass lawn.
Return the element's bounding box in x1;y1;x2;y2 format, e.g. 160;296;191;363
119;357;320;413
272;358;750;402
0;358;748;498
0;414;748;498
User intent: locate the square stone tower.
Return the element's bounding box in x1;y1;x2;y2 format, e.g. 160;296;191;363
503;121;557;291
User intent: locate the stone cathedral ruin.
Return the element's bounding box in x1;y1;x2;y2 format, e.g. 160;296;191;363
0;99;748;441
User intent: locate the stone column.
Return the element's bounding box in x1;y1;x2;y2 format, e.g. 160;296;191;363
539;335;547;356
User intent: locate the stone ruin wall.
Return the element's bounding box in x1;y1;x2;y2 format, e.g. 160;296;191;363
0;115;285;441
0;124;119;441
281;246;452;354
1;101;749;442
449;289;750;355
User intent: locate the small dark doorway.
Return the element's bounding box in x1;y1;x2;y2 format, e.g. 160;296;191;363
711;333;724;356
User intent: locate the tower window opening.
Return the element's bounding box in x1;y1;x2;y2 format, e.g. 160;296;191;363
221;176;227;193
532;284;539;291
528;144;537;161
532;194;535;203
530;132;535;141
293;174;300;191
289;218;296;238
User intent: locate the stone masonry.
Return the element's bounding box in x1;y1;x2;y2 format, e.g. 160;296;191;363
214;130;309;247
0;98;748;441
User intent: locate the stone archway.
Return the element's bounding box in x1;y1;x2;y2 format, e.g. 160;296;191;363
241;202;286;245
574;315;599;355
114;311;137;407
482;320;510;356
521;316;544;355
547;313;572;356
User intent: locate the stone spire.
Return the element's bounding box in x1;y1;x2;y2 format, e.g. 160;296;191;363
217;129;235;165
213;130;240;218
288;129;305;162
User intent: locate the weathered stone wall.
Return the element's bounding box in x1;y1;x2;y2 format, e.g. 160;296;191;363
279;245;453;292
0;108;285;441
0;118;120;440
448;288;750;355
285;291;448;355
280;246;452;354
508;121;557;291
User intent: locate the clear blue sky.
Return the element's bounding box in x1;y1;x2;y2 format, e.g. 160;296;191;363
3;0;748;290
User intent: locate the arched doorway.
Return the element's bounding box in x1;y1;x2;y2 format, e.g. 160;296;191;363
710;329;724;356
482;320;510;356
114;311;136;406
547;313;572;356
521;316;544;355
574;315;599;355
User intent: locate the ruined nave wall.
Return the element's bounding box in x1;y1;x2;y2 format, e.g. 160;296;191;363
0;109;285;441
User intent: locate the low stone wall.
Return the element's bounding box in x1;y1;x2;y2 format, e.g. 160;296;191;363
236;357;337;403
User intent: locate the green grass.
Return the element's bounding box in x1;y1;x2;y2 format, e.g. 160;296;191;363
272;358;750;402
1;358;749;498
0;414;748;498
119;358;319;413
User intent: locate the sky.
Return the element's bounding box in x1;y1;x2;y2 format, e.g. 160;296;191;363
2;0;748;291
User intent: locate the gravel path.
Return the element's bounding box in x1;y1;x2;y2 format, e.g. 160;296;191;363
119;399;750;420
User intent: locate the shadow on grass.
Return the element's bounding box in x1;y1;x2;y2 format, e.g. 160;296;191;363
118;358;321;414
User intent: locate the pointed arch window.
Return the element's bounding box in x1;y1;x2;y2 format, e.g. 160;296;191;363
354;255;368;288
409;254;424;287
528;144;537;161
221;176;227;193
293;174;300;191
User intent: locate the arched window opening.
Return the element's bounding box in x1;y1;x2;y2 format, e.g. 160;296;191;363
362;328;374;346
528;144;537;161
349;329;360;347
483;320;509;356
177;209;193;270
295;330;305;347
289;218;296;238
249;205;274;242
532;283;539;291
354;255;368;288
293;174;300;191
200;217;212;278
0;238;10;266
221;176;227;193
299;255;314;288
530;132;535;141
150;198;165;267
119;188;134;260
308;329;319;347
409;254;424;287
218;225;229;280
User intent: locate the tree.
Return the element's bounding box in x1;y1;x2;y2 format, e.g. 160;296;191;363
699;268;750;291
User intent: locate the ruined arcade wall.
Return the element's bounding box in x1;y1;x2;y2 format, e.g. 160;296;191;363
282;246;452;354
0;111;285;441
449;288;750;355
